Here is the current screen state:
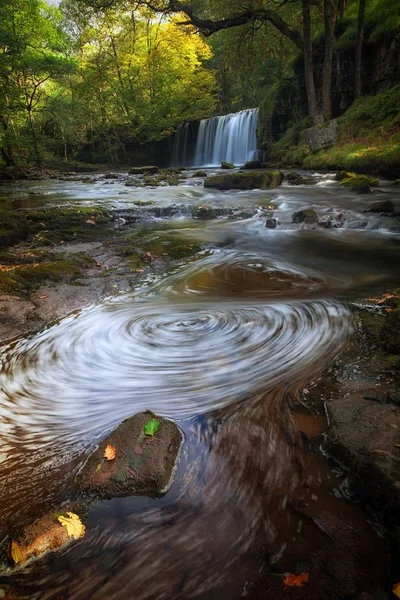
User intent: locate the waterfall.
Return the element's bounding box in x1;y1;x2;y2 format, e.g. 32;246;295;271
194;108;259;167
171;108;259;168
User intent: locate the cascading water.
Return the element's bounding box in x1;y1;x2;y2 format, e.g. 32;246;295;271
194;108;259;167
171;108;259;167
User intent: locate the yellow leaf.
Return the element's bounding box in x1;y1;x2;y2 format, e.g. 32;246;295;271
393;582;400;598
11;540;24;565
104;444;116;461
57;512;85;539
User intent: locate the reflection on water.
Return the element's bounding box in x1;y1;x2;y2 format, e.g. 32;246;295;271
0;173;399;598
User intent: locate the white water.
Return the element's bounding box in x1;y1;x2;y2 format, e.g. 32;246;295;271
171;108;259;167
194;108;259;167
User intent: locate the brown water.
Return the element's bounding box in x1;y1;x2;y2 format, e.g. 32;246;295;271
1;171;400;599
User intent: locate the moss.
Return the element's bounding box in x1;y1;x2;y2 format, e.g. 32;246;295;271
340;175;379;187
221;162;235;169
193;170;208;177
204;171;283;190
117;228;202;263
192;205;216;219
292;209;318;224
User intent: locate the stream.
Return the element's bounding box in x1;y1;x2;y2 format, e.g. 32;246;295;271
1;170;400;599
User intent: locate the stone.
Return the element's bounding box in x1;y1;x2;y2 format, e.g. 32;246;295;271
305;119;339;153
221;161;235;169
335;170;354;181
76;412;183;498
192;170;208;177
266;217;278;229
192;204;216;219
241;160;263;170
292;209;318;224
366;200;395;213
204;171;283;191
340;174;379;192
380;309;400;353
391;179;400;186
128;166;159;175
318;214;344;228
103;173;119;179
289;175;317;185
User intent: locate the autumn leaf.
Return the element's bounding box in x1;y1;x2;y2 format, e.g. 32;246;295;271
386;308;393;313
57;512;85;539
393;582;400;598
283;573;309;589
38;294;47;299
144;418;160;437
104;444;116;460
11;540;25;565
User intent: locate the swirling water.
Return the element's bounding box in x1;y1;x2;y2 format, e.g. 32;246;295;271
1;173;400;598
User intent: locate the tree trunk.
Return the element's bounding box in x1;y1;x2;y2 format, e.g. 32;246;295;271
355;0;366;98
27;108;41;167
0;115;16;166
338;0;346;18
322;0;336;121
303;0;322;125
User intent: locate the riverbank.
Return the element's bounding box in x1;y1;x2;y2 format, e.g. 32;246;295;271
264;84;400;178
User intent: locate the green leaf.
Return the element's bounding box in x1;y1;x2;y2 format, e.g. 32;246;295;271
395;444;400;448
143;418;160;437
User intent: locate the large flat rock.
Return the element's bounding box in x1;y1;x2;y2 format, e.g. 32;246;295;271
76;412;183;498
204;171;283;190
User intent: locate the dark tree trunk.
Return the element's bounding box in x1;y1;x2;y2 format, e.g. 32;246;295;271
303;0;322;125
338;0;346;18
355;0;366;98
322;0;336;121
0;115;16;166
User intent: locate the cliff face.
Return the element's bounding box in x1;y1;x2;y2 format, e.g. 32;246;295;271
259;32;400;150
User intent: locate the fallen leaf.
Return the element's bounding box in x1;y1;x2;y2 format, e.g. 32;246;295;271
104;444;116;460
283;573;309;589
38;294;47;300
394;444;400;448
95;462;102;471
96;262;102;267
144;418;160;437
393;582;400;598
86;218;96;225
11;540;24;565
386;308;393;313
135;269;144;273
57;512;85;539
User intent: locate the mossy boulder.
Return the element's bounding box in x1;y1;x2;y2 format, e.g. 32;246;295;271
204;171;283;191
192;204;216;219
266;217;278;229
339;174;379;193
391;179;400;186
241;160;263;170
76;412;183;498
221;161;235;169
128;166;159;175
192;170;208;177
366;200;395;213
380;309;400;354
335;171;355;181
289;175;317;185
292;209;318;224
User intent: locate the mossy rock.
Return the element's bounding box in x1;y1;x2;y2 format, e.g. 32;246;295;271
289;176;317;185
380;309;400;354
76;412;183;498
221;161;235;169
340;174;379;192
366;200;395;213
128;166;159;175
391;179;400;186
292;209;318;224
335;171;356;181
204;171;283;191
192;204;216;219
241;160;263;170
192;170;208;177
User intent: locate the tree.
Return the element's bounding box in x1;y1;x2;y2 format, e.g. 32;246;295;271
355;0;366;98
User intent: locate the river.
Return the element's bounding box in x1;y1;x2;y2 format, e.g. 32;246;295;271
0;170;400;599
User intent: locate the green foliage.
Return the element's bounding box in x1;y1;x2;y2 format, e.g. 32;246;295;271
143;418;160;437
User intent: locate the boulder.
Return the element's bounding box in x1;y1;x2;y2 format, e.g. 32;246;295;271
290;176;317;185
204;171;283;191
380;309;400;353
340;174;379;194
77;412;183;498
192;204;216;219
335;170;354;181
192;170;208;177
104;173;119;179
221;161;235;169
366;200;395;213
318;214;344;228
128;166;159;175
266;217;278;229
292;209;318;224
391;179;400;186
8;509;85;568
241;160;263;170
305;119;339;153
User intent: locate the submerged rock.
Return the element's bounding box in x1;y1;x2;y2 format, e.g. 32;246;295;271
292;209;318;224
318;214;344;228
366;200;395;213
221;161;235;169
128;166;159;175
77;412;183;498
391;179;400;186
265;217;278;229
241;160;263;170
289;175;317;185
192;170;208;177
192;204;217;219
204;171;283;190
380;309;400;353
